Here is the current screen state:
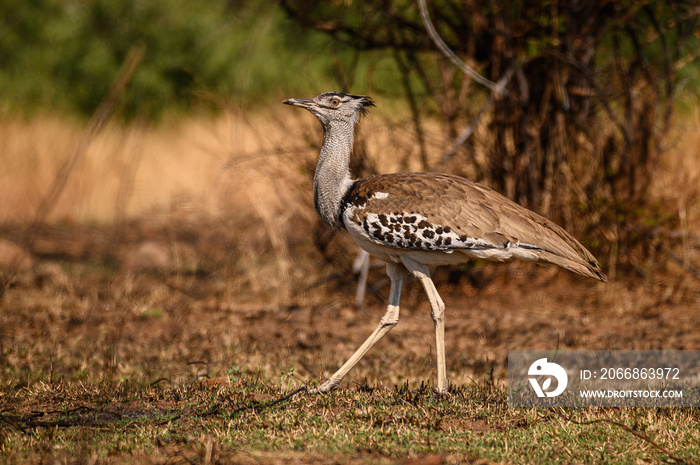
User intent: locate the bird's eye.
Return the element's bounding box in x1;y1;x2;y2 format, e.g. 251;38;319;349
330;98;340;107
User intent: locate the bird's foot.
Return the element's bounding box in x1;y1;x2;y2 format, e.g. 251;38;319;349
432;388;452;400
308;378;340;394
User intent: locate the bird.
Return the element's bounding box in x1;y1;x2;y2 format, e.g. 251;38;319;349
283;91;607;394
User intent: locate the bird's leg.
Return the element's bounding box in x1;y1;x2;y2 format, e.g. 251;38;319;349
401;258;448;394
353;250;371;307
311;262;408;393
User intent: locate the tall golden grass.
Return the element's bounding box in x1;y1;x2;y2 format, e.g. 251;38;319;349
0;102;698;266
652;106;700;239
0;112;292;223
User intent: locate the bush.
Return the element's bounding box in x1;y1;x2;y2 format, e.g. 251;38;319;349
0;0;336;120
279;0;700;271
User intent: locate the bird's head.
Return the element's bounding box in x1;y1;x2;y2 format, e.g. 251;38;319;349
283;92;375;127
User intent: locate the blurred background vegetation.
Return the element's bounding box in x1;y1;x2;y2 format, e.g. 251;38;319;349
0;0;698;279
1;0;697;120
1;4;699;462
0;0;342;118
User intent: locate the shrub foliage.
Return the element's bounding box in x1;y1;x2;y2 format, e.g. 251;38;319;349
280;0;699;266
0;0;335;119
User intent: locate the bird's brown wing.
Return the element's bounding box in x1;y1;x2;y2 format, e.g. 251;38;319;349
342;173;607;282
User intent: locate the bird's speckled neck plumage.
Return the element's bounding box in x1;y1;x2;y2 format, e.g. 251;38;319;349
282;92;374;229
314;119;355;229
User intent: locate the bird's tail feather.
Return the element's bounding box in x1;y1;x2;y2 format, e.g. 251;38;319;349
538;250;608;282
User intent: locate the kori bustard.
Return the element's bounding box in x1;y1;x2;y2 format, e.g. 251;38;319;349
284;92;607;394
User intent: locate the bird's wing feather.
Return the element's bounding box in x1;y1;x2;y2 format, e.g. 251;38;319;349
342;173;606;281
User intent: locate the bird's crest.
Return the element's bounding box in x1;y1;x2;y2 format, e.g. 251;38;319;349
353;94;375;116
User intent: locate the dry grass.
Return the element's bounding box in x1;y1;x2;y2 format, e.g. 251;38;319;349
0;111;309;224
0;105;699;463
1;248;699;463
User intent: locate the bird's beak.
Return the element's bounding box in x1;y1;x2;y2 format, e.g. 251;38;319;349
283;97;314;108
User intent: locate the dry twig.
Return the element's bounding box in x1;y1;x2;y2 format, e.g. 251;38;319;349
418;0;508;96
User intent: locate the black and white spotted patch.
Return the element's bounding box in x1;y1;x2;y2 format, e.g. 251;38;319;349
355;211;496;251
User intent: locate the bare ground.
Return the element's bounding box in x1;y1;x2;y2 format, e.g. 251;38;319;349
1;218;698;392
0;216;699;463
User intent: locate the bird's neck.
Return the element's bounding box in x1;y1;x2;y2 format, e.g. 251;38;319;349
314;120;355;229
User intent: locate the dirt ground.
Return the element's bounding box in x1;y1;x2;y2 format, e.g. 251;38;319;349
0;216;699;464
1;218;698;394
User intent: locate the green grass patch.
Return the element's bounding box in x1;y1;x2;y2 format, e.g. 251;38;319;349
1;378;698;464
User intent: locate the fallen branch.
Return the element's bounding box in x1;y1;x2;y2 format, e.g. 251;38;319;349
200;386;308;419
